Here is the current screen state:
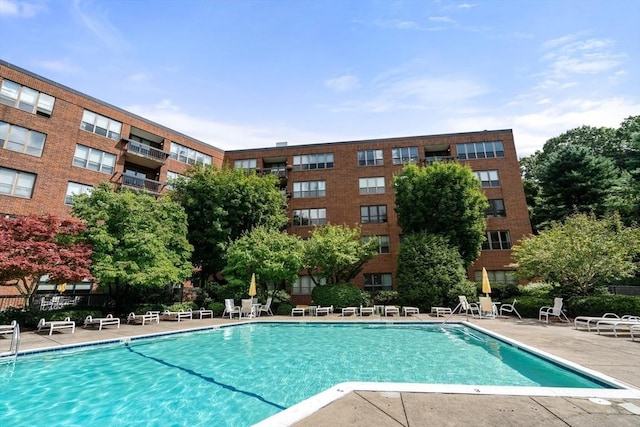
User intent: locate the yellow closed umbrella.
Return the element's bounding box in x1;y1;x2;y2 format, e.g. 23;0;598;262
248;273;257;298
57;283;67;293
481;267;491;296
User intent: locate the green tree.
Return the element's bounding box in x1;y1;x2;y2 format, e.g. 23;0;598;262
72;183;193;313
170;165;288;286
222;226;304;293
534;144;622;227
511;214;640;297
393;162;488;267
396;233;468;311
303;224;378;285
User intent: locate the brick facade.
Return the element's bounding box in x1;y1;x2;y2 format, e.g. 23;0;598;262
1;61;532;304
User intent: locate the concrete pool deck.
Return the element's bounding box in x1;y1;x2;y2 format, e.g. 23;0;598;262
3;313;640;426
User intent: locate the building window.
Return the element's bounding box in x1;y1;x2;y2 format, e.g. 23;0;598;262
473;170;500;187
0;121;46;157
392;146;419;164
358;149;383;166
292;153;334;170
360;205;387;223
364;273;393;292
486;199;506;217
474;270;516;285
291;276;326;295
482;231;511;250
80;110;122;140
65;182;93;205
293;180;326;198
363;235;390;254
457;141;504;160
73;144;116;174
165;171;188;190
234;159;257;171
169;142;212;166
293;208;327;226
359;177;385;195
0;167;36;198
0;79;55;117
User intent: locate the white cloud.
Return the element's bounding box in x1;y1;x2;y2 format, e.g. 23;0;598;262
125;101;337;151
127;73;148;83
0;0;44;17
71;0;131;52
428;16;454;23
325;75;360;92
541;36;623;78
36;59;81;74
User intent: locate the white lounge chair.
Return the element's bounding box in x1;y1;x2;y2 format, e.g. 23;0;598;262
631;324;640;342
499;299;521;319
430;306;450;317
190;307;214;319
161;310;193;322
222;299;241;319
37;317;75;335
84;314;120;331
596;316;640;337
574;313;622;331
240;299;256;318
127;311;160;325
315;305;333;316
539;297;569;323
458;295;481;317
0;320;17;336
291;306;306;316
340;307;358;316
384;305;399;316
359;305;374;316
259;297;273;316
404;307;420;316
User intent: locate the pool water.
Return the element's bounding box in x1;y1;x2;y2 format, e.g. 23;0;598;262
0;323;613;426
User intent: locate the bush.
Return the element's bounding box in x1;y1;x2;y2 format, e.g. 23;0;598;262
510;296;552;318
208;302;225;317
276;303;294;315
0;308;39;329
311;283;366;308
373;290;398;305
566;295;640;317
446;281;477;308
519;282;554;297
167;302;197;312
477;282;519;301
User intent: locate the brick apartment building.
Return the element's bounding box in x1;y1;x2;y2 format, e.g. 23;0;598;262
1;60;531;302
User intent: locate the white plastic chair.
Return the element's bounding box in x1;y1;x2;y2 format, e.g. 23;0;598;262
499;299;522;319
539;297;569;323
222;299;241;319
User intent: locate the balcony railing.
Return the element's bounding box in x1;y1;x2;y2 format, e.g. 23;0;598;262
123;139;169;164
118;174;164;194
423;155;457;165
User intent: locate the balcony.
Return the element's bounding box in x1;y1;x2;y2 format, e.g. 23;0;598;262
257;166;289;188
423;155;457;165
122;139;169;168
118;173;164;195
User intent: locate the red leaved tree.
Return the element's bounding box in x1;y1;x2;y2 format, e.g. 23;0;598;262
0;214;94;309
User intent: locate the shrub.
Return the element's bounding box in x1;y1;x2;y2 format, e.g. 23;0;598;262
510;296;552;318
566;295;640;317
167;302;197;312
311;283;365;308
373;290;398;305
208;302;225;317
446;281;477;308
276;303;294;315
519;282;554;297
0;308;39;329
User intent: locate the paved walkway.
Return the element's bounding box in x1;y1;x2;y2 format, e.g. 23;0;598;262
2;313;639;426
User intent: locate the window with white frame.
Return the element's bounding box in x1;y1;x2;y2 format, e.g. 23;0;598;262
291;276;326;295
358;149;383;166
486;199;506;217
0;79;56;117
80;110;122;140
360;205;387;223
457;141;504;160
73;144;116;174
474;270;516;285
292;153;334;170
293;180;326;198
482;231;511;250
165;171;189;190
363;273;393;292
64;182;93;205
0;167;36;198
473;170;500;187
234;159;257;171
363;235;390;254
169;142;212;166
392;146;419;164
359;177;385;194
0;121;46;157
293;208;327;226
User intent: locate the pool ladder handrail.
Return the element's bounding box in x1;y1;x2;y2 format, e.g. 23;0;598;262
0;322;20;361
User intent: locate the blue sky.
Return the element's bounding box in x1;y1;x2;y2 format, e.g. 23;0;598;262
1;0;638;156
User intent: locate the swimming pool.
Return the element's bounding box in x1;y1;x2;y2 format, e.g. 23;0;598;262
0;323;624;426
